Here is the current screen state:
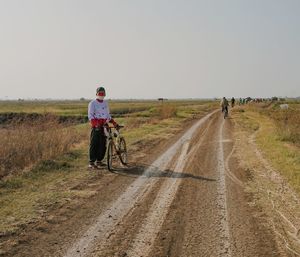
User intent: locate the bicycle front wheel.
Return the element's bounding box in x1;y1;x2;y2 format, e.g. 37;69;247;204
118;137;127;165
107;140;115;171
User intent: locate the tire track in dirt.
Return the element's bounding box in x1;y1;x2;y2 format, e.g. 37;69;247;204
125;115;213;257
217;118;232;257
125;141;190;257
89;113;216;257
143;112;227;257
127;112;232;257
63;110;218;257
143;112;283;257
225;116;287;257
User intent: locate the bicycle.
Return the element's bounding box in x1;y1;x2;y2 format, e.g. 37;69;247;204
104;124;127;171
223;106;229;119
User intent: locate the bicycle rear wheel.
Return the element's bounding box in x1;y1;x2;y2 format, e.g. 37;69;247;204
118;137;127;165
224;110;229;119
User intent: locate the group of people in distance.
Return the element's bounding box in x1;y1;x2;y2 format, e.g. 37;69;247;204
220;97;235;115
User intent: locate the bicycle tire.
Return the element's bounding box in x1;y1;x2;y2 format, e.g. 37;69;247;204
118;137;127;165
224;110;227;119
107;140;114;171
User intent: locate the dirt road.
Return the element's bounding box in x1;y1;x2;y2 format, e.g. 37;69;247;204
5;110;293;257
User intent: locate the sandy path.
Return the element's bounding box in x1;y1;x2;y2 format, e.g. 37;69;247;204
143;112;282;257
63;111;217;257
64;111;286;257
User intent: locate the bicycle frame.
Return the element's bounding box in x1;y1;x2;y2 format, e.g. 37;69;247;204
104;124;127;170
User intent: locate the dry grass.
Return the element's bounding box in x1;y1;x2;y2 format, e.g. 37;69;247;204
232;106;300;193
123;116;148;129
270;109;300;145
120;103;178;130
247;102;300;145
0;115;84;179
155;104;178;119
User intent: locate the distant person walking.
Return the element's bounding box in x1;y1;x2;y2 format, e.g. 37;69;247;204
88;87;119;169
231;97;235;108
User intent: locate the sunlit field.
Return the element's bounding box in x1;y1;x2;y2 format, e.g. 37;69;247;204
0;99;216;179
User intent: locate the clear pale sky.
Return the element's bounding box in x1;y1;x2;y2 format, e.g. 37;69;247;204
0;0;299;99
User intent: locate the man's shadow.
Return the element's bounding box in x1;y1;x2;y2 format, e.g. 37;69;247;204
110;163;216;182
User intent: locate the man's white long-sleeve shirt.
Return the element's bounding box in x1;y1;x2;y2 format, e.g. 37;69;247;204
88;99;112;121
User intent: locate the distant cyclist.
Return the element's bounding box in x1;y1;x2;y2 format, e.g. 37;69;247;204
220;97;229;113
231;97;235;108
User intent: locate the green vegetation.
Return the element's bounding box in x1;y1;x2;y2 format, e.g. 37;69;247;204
0;150;85;234
0;99;211;116
0;100;90;116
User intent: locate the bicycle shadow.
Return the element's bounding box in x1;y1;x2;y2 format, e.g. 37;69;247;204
110;163;216;182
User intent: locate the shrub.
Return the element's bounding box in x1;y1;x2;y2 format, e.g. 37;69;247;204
0;115;82;178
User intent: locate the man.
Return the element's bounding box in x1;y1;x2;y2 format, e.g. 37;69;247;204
88;86;118;169
231;97;235;108
220;97;229;113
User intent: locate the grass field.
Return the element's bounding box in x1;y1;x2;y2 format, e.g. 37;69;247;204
0;99;211;116
0;100;215;177
232;101;300;193
0;99;217;234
